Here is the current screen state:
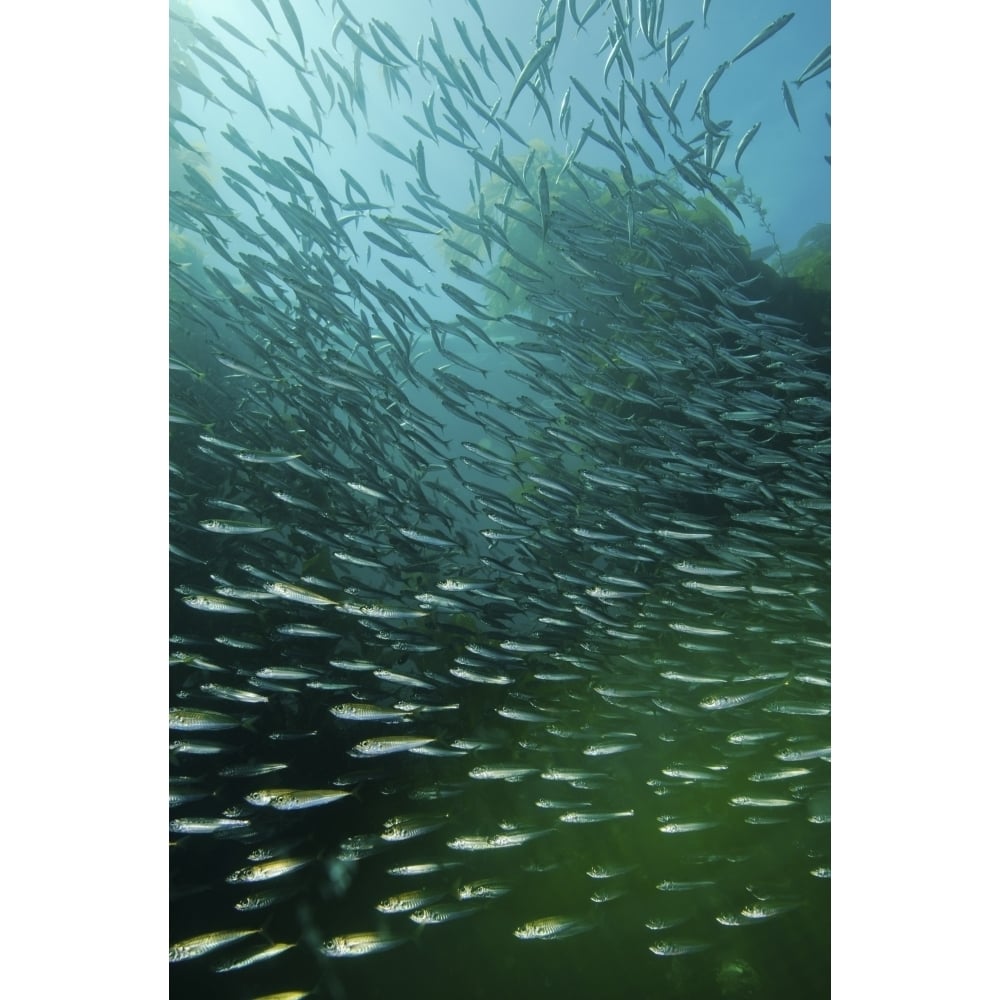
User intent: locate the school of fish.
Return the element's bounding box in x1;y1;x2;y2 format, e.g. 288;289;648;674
170;1;830;997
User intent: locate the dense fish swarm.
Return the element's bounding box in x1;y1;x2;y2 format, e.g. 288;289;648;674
170;1;830;998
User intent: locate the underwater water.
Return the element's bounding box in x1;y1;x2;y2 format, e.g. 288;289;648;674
169;1;830;998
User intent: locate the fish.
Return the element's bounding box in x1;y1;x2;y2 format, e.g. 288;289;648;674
381;813;449;841
558;809;634;824
505;38;556;116
387;861;462;877
350;736;437;757
341;21;404;68
226;858;312;884
649;939;710;956
321;931;405;957
796;44;832;87
170;808;250;833
213;941;296;973
409;902;482;924
267;37;308;74
169;928;260;962
692;60;729;120
218;761;290;778
180;594;257;615
244;788;352;810
262;581;336;606
457;878;512;900
537;165;551;241
700;682;787;711
731;13;796;64
448;829;551;850
169;706;245;731
734;121;761;173
199;682;268;705
376;887;447;913
514;915;592;940
198;519;273;534
329;702;413;722
246;0;276;33
212;17;265;54
781;80;801;130
469;765;539;781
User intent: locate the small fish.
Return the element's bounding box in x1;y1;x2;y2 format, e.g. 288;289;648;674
582;742;640;757
226;858;311;884
728;729;783;745
181;594;254;615
469;765;539;781
381;814;448;842
350;736;436;757
212;17;265;54
217;762;289;778
213;941;295;973
200;682;268;705
656;880;716;892
693;60;729;119
749;767;812;783
669;623;731;637
409;902;482;924
169;706;243;731
387;861;462;877
586;864;636;879
457;878;512;900
234;450;302;464
731;13;795;64
658;820;719;834
741;899;803;920
246;0;275;32
321;931;405;958
776;743;831;762
734;121;761;173
169;817;251;835
538;166;551;241
375;888;446;914
505;38;555;116
414;140;437;196
448;829;549;850
398;528;454;547
199;519;274;534
330;703;412;722
262;581;336;606
169;740;229;756
244;788;352;810
277;0;306;60
337;602;428;620
674;561;741;577
700;682;785;711
649;939;710;956
169;928;259;962
796;44;832;87
765;700;830;717
558;809;634;824
781;80;801;130
373;669;435;689
730;796;797;808
514;915;592;940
